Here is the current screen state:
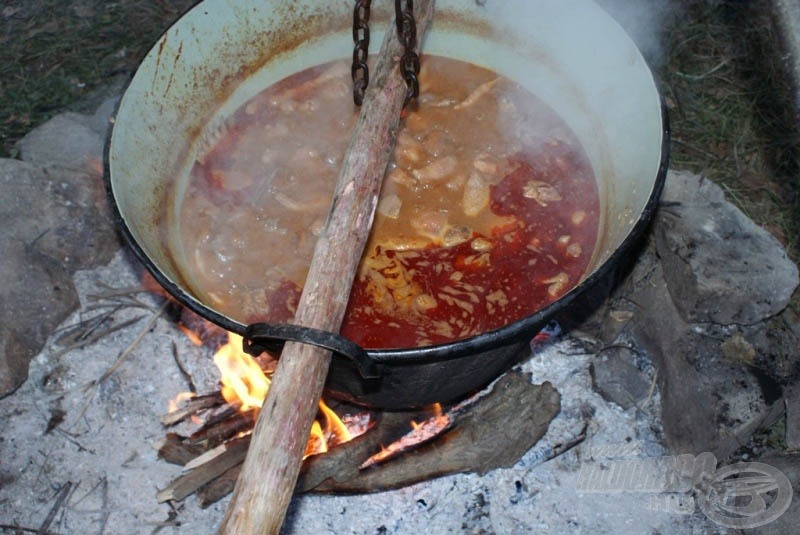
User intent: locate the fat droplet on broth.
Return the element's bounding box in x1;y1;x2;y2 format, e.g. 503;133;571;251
473;156;498;176
412;155;458;182
259;216;283;233
462;172;490;217
388;167;418;189
414;294;438;312
571;210;587;225
395;132;426;166
566;242;583;258
543;272;570;297
523;180;562;207
411;211;449;241
404;110;431;132
471;237;493;252
443;225;472;247
422;130;454;158
378;194;402;219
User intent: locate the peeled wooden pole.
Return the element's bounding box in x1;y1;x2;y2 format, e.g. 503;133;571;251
218;2;435;533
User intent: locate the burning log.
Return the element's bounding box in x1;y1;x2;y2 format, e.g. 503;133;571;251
218;2;436;532
157;437;250;503
155;370;561;504
156;389;374;506
300;372;560;493
160;392;224;426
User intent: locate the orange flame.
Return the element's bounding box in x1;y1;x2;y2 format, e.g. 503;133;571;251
361;403;450;468
168;391;197;413
320;401;353;444
178;325;204;346
213;333;270;411
206;332;368;457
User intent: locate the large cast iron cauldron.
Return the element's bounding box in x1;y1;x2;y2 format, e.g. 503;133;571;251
106;0;668;409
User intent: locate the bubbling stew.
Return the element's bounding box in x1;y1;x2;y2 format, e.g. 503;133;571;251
175;56;599;349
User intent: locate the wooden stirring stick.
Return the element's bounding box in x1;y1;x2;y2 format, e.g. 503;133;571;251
218;2;435;533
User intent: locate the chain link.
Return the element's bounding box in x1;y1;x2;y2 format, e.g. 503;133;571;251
352;0;372;106
351;0;419;107
395;0;420;106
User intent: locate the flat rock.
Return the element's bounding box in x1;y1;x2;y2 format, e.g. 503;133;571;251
0;241;79;395
785;383;800;451
656;171;799;325
623;243;772;458
742;307;800;384
16;96;117;170
747;452;800;535
0;156;120;396
0;158;118;272
589;345;652;410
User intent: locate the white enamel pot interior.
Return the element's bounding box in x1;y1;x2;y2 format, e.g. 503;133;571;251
107;0;668;408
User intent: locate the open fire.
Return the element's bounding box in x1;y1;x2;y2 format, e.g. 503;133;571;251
169;331;372;460
147;260;567;505
155;313;509;505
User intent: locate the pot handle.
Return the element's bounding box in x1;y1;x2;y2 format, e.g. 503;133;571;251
242;323;381;379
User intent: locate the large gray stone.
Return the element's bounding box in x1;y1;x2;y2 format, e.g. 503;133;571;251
17;112;106;170
0;156;120;396
1;93;123;397
16;96;117;171
0;327;33;398
0;159;118;272
571;171;796;464
589;344;652;410
655;171;799;325
785;383;800;451
600;217;776;457
747;451;800;535
742;307;800;384
0;241;79;394
624;253;772;458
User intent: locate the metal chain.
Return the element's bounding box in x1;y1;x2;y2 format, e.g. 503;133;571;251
351;0;419;107
395;0;420;106
352;0;372;106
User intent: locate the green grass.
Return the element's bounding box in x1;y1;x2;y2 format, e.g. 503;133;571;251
659;1;800;254
0;0;196;157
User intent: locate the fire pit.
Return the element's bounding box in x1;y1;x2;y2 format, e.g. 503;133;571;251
2;147;796;533
0;238;748;533
150;313;562;505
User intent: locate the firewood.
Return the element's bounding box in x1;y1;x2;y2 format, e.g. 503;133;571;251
198;465;242;508
157;436;250;503
307;372;561;493
218;3;436;532
185;409;254;450
160;392;224;426
296;410;423;492
157;432;206;466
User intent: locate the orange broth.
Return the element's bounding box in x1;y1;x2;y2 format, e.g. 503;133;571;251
177;56;599;349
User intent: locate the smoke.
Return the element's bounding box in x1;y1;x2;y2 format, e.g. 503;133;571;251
594;0;685;66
